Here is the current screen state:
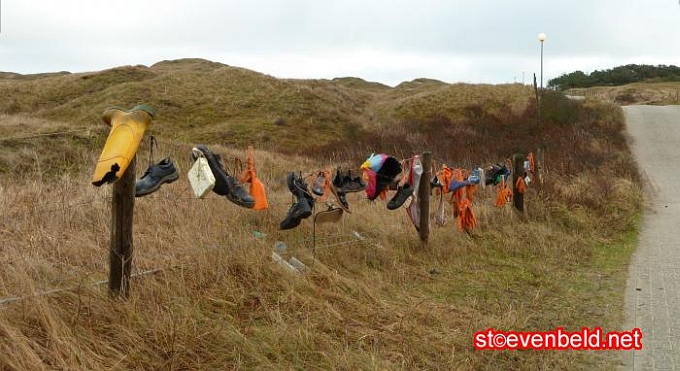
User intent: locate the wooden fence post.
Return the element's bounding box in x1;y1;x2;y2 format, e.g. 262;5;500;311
534;73;541;127
109;156;136;298
512;154;525;212
419;152;432;244
536;147;545;184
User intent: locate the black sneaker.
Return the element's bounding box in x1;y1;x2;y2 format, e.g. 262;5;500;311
135;158;180;197
387;183;414;210
191;145;255;208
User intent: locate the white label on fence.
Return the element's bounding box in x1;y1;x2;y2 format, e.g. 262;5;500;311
188;157;216;198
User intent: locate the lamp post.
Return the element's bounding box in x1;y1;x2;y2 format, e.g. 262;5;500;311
537;33;546;126
538;33;546;90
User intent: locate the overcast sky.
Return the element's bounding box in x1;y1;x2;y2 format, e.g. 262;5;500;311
1;0;679;86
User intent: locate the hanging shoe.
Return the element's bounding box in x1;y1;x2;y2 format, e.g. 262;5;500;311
430;175;443;189
343;170;366;193
280;173;314;230
293;173;315;215
280;198;312;230
286;172;314;217
191;145;255;208
312;171;326;196
92;105;155;186
135;158;180;197
387;183;414;210
225;175;255;209
330;168;350;211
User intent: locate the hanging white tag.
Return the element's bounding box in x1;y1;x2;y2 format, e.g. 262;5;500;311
188;155;215;198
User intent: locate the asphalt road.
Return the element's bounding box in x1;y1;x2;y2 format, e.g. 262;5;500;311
623;105;680;370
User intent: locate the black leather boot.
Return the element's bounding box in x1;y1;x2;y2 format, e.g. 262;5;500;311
387;183;414;210
280;173;314;230
291;172;314;217
280;198;311;229
225;175;255;209
331;168;349;210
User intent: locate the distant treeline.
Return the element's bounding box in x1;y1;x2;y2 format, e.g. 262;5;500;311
548;64;680;90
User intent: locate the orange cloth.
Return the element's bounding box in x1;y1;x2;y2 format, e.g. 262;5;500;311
238;146;268;210
439;166;453;194
446;168;477;232
457;198;477;232
515;176;526;195
465;184;477;203
495;176;512;207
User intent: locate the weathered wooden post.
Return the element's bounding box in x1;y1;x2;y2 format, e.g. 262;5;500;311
109;156;136;297
534;73;540;127
92;105;154;298
419;152;432;243
536;147;545;184
512;154;525;212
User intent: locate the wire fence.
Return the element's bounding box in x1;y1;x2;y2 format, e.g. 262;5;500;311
0;225;377;307
0;128;99;142
0;168;381;308
0;268;163;306
0;198;111;220
0;124;524;306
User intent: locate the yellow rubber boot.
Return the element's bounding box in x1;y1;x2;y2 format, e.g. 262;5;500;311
92;105;155;186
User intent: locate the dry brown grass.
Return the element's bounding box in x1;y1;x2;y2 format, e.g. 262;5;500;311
0;102;641;370
0;64;643;369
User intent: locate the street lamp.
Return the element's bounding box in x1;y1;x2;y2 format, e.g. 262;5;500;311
538;33;546;90
537;33;546;127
